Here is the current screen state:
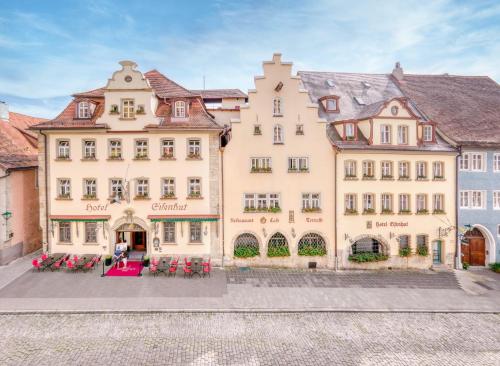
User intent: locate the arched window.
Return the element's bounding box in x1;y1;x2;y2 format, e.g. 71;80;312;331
174;101;186;118
267;232;290;257
234;233;260;258
351;237;385;255
273;124;284;144
78;101;90;119
273;97;282;116
298;233;326;256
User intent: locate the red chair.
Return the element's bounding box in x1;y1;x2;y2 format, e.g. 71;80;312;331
73;255;79;263
183;266;192;278
32;259;42;272
152;257;160;266
203;262;211;278
41;253;49;261
51;259;64;271
171;256;179;266
149;265;159;277
184;257;192;267
66;260;78;272
202;258;211;267
168;263;178;277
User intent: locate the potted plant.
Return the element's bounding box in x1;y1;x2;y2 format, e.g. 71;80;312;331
416;209;429;214
345;208;358;215
234;246;259;258
416;245;428;256
348;253;389;263
462;261;470;270
489;263;500;273
363;208;376;214
399;247;412;269
104;255;112;266
143;256;150;267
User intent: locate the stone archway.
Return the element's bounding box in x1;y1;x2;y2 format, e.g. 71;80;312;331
462;225;496;266
111;215;150;253
350;235;389;255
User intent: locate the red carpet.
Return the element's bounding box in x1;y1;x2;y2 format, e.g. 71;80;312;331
106;261;143;277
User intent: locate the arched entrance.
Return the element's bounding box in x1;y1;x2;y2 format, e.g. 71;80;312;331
233;233;260;258
115;222;147;252
462;228;486;266
351;237;386;255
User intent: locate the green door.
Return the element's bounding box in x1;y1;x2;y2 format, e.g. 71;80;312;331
432;240;442;264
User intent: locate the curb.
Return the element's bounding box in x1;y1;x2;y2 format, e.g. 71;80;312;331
0;308;498;315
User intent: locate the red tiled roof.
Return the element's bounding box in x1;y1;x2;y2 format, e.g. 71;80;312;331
394;74;500;146
191;89;247;99
72;87;105;98
0;112;46;169
144;69;196;98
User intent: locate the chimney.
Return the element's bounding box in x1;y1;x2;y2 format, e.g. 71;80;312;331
392;62;404;81
0;101;9;122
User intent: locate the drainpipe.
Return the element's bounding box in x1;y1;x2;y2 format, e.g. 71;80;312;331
39;130;50;253
0;170;11;241
220;145;225;268
334;148;338;271
455;146;461;270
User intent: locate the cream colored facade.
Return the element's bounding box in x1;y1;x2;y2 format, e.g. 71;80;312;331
36;61;223;262
333;100;456;269
223;54;335;268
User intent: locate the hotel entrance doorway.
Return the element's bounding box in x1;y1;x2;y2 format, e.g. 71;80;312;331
115;223;147;253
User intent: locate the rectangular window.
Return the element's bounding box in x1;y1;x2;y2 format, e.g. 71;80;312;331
381;194;392;212
381;161;393;178
122;99;135;118
459;154;469;171
380;125;391;144
362;161;374;178
189;222;202;243
399;194;410;213
110;179;123;199
57;140;70;159
399;161;410;179
161;139;175;159
433;194;444;212
83;178;97;199
243;193;280;211
416;162;427;179
363;193;375;212
399;235;410;249
416;235;428;248
84;222;97;243
161;178;175;198
416;194;427;213
423;125;433;141
82;140;96;159
187;139;201;158
188;177;201;197
497;224;500;237
254;125;262;135
296;124;304;135
302;193;321;211
397;125;408;144
174;101;186;118
288;157;309;172
59;222;71;243
493;191;500;210
471;153;484;171
273;97;282;116
344;160;357;178
345;194;357;213
57;179;71;198
494;154;500;172
433;161;444;179
251;157;272;173
163;222;176;243
134;140;149;159
136;179;149;198
345;123;355;139
460;190;486;209
78;102;90;119
108;140;122;159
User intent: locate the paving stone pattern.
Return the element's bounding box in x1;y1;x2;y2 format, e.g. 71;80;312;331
0;313;498;365
227;268;461;289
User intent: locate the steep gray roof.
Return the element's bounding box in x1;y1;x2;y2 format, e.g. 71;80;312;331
298;71;421;121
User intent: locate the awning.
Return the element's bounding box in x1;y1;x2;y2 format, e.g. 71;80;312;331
147;214;219;223
49;215;111;222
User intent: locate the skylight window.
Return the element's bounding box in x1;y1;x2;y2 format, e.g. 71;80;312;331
326;79;335;87
362;81;371;89
354;96;366;105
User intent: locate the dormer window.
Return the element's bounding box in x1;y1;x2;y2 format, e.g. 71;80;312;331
345;123;355;140
326;99;337;111
423;125;433;142
174;101;186;118
121;99;135;119
273;97;282;116
321;96;340;113
381;125;391;144
77;101;90;119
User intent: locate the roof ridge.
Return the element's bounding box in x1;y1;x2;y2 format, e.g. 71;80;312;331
144;69;195;96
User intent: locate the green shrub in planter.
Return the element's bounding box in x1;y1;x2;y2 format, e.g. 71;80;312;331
489;262;500;273
348;253;389;263
234;246;259;258
416;245;428;256
143;256;150;267
298;245;327;256
462;261;470;270
104;255;112;266
267;246;290;257
399;247;412;257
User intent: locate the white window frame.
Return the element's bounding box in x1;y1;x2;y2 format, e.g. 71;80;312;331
188;177;202;197
433;194;444;212
57;178;71;198
121;99;135;119
163;222;176;243
302;193;321;210
416;161;427;179
251;157;272;172
459;154;469;171
471;153;484;172
83;178;97;198
399;161;410;179
345;194;357;212
493;191;500;210
273;97;282;116
161;139;175;159
83;140;96;159
288;157;309;172
494;154;500;173
59;222;71;243
84;222;97;243
362;160;375;178
363;193;375;211
162;178;175;197
78;101;91;119
381;193;392;212
134;139;149;159
380;125;391;144
108;140;122;159
187;139;201;158
423;125;433;142
397;125;408;145
243;193;280;211
273;124;284;144
189;222;202;243
416;194;427;212
344;160;357;178
433;161;444;179
399;194;410;212
174;101;186;118
57;140;70;159
135;178;149;198
345;123;355;138
326;98;337;111
110;178;124;199
460;190;486;209
381;161;393;178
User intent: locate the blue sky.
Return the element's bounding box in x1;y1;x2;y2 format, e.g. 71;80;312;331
0;0;499;118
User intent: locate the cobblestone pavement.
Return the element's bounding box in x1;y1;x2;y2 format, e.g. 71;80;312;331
226;268;460;289
0;313;498;365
